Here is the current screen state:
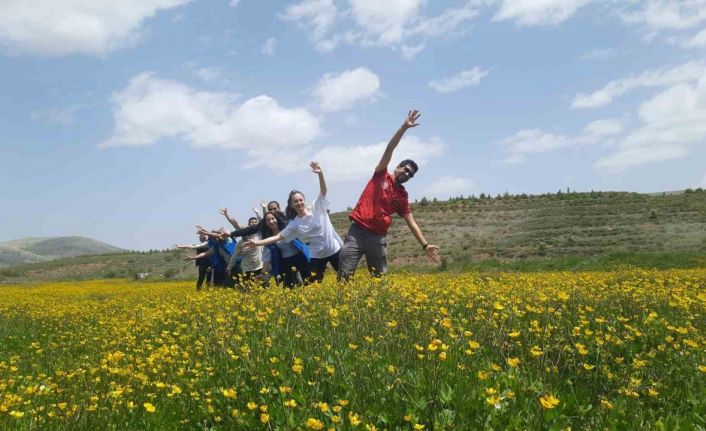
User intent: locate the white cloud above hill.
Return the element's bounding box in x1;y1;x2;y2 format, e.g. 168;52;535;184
421;175;476;199
311;67;381;112
0;0;192;56
428;67;489;94
312;136;446;181
281;0;479;56
101;72;321;158
571;60;706;109
493;0;594;26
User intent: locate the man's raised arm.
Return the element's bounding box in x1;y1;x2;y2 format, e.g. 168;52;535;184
375;110;421;173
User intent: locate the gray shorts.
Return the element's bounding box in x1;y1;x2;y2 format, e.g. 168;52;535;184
337;222;387;280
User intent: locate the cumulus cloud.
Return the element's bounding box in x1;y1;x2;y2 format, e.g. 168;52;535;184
493;0;594;26
281;0;479;56
311;67;381;112
347;0;425;46
595;74;706;171
582;118;624;137
680;28;706;48
280;0;339;52
100;73;321;164
619;0;706;33
421;175;476;199
498;117;624;163
0;0;192;56
571;60;706;109
312;135;446;181
428;67;489;94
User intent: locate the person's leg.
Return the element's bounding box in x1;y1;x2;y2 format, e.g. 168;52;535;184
308;258;328;283
337;224;365;282
282;254;304;288
213;267;226;287
364;234;388;277
328;249;341;272
196;267;207;290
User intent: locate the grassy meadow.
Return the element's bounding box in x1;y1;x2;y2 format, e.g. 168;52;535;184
1;269;705;430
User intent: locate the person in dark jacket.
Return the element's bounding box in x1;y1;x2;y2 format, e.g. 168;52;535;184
174;234;211;290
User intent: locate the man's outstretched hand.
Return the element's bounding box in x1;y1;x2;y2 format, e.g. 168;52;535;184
425;244;441;264
403;110;421;129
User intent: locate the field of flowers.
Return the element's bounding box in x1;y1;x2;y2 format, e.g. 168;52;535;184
1;269;705;430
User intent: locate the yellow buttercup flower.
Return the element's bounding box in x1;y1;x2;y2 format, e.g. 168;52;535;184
306;418;324;430
143;403;156;413
539;394;560;409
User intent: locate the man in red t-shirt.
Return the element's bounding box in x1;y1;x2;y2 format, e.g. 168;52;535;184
338;110;441;280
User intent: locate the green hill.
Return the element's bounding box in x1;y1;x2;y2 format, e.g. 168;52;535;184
1;190;705;283
0;236;124;267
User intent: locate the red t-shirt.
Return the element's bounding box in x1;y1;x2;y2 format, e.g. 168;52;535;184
349;170;412;235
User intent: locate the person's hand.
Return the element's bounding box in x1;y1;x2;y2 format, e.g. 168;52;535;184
310;161;322;174
196;225;209;234
403;109;421;129
260;201;268;210
219;208;229;217
243;239;258;249
252;207;261;216
425;244;441;263
183;256;196;262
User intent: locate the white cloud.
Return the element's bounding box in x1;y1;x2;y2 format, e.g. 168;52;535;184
280;0;339;52
620;1;706;33
595;75;706;171
580;47;614;60
582;118;624;137
493;0;594;26
428;67;489;94
0;0;192;56
281;0;479;56
499;129;572;163
421;175;476;199
311;67;381;112
348;0;424;45
400;43;425;60
499;117;624;163
594;145;689;171
261;37;277;55
194;66;224;83
229;0;241;7
312;136;446;181
100;73;321;162
680;28;706;48
571;60;706;109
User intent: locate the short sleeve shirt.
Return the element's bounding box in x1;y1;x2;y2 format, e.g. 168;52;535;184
280;194;343;259
349;170;412;235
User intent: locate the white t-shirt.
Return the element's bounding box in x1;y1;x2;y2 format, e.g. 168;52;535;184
280;194;342;259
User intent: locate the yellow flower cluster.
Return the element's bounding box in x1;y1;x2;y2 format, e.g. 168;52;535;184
0;269;704;429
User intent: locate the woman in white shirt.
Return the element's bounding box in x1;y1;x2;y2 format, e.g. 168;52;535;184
244;161;342;283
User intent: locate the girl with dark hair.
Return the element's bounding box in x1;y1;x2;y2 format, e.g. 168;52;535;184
259;211;310;288
244;161;343;283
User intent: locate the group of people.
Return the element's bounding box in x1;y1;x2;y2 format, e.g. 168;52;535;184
175;110;441;290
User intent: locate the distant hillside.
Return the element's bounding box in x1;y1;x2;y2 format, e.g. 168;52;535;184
0;236;124;267
1;190;705;282
361;189;706;266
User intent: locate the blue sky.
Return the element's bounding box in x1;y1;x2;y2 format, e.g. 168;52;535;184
1;0;705;250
